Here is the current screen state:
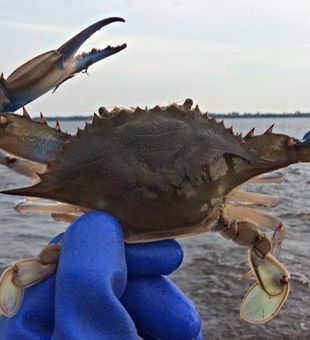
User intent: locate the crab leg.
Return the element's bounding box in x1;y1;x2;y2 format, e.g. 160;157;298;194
51;213;81;223
248;172;284;184
0;243;61;317
0;18;127;112
240;279;290;323
14;198;84;215
0;151;46;180
226;204;285;256
218;217;272;257
216;208;290;322
228;190;279;209
240;247;290;323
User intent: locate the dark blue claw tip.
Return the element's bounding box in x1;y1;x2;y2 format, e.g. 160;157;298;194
75;43;127;72
58;17;126;60
302;130;310;144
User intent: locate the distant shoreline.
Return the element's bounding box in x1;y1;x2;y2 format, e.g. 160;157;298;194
41;113;310;121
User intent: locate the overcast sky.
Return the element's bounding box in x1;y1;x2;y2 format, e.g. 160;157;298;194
1;0;310;116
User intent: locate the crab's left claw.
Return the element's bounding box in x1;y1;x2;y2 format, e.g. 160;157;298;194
0;17;127;112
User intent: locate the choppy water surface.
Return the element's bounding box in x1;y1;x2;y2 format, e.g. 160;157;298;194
0;117;309;339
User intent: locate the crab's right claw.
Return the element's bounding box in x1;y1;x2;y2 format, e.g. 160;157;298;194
0;17;127;112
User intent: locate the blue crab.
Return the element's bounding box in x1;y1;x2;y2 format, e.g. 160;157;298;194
0;18;309;324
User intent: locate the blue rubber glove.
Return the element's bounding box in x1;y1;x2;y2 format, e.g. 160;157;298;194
0;212;203;340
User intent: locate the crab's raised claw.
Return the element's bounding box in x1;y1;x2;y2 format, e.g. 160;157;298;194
0;17;127;112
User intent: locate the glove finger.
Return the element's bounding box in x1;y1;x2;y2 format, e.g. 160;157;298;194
125;240;183;277
121;276;201;340
52;211;137;339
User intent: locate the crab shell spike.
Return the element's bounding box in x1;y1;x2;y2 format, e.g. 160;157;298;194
202;112;210;120
151;105;162;113
0;266;24;317
237;134;244;143
39;113;47;125
22;107;31;119
192;104;199;112
264;124;274;134
134;106;143;113
76;127;83;136
228;126;234;133
0;72;4;83
12;258;57;288
55;120;61;132
245;127;255;138
240;281;290;323
92;113;102;125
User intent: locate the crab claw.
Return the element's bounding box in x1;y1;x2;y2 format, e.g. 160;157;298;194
0;17;127;112
58;17;126;73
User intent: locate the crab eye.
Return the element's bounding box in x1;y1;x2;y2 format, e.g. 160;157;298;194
240;281;290;323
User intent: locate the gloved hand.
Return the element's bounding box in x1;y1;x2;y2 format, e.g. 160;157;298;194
0;211;203;340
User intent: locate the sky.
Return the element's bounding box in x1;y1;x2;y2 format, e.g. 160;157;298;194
1;0;310;116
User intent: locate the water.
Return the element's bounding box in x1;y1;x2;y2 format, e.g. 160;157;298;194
0;117;309;339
